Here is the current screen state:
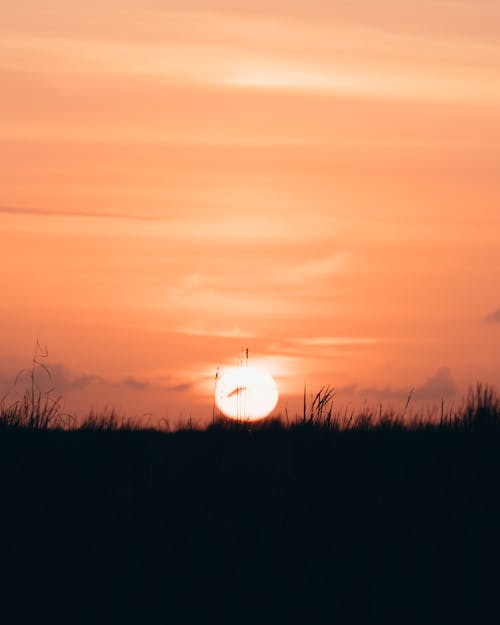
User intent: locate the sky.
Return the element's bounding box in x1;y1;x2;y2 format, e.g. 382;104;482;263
1;0;500;423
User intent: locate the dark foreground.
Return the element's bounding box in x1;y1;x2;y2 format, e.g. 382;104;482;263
1;420;499;625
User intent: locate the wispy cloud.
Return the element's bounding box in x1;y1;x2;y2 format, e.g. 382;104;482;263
283;252;348;285
0;205;160;222
291;337;382;347
167;381;194;393
121;377;150;391
0;363;102;396
120;376;195;393
7;6;498;103
164;276;296;319
0;363;194;398
174;325;257;339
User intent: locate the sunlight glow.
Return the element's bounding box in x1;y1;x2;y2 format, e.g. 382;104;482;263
215;365;279;420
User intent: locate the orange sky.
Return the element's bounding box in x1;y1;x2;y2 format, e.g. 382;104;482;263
1;0;500;423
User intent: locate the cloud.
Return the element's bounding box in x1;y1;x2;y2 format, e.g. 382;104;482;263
335;383;359;395
49;367;155;394
0;205;159;222
166;382;194;393
485;308;500;323
292;337;382;347
174;324;257;339
288;253;348;281
359;383;410;401
360;367;458;401
413;367;458;401
121;377;150;391
30;363;101;393
0;362;195;398
0;363;101;399
118;376;193;393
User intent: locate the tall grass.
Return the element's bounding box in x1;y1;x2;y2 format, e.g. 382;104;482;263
462;382;500;431
0;343;69;430
78;409;156;431
1;350;499;433
291;383;500;433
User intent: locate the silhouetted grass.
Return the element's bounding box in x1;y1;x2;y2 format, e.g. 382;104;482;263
0;342;70;430
2;382;499;434
0;384;499;624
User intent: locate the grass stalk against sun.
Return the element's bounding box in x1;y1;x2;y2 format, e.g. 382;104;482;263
214;348;279;421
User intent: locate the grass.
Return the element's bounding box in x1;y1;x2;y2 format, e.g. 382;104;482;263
0;344;68;430
1;365;499;624
3;343;499;433
2;377;499;434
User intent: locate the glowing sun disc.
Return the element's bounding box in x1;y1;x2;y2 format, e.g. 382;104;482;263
215;366;279;420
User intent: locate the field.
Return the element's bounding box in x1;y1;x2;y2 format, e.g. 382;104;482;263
1;386;499;624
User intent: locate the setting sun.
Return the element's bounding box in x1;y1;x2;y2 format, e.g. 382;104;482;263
215;365;279;420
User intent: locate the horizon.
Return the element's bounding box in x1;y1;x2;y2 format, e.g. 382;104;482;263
0;343;496;425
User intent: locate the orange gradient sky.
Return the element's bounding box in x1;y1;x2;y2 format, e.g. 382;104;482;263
1;0;500;422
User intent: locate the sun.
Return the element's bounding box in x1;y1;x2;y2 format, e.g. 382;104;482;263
215;365;279;420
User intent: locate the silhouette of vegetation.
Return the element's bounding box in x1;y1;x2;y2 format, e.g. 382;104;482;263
1;374;499;623
0;342;70;430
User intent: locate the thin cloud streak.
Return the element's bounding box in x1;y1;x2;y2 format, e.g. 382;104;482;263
4;2;500;103
292;337;383;347
174;325;258;339
0;205;161;222
121;377;150;391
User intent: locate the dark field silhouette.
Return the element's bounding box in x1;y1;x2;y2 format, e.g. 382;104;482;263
1;386;499;624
